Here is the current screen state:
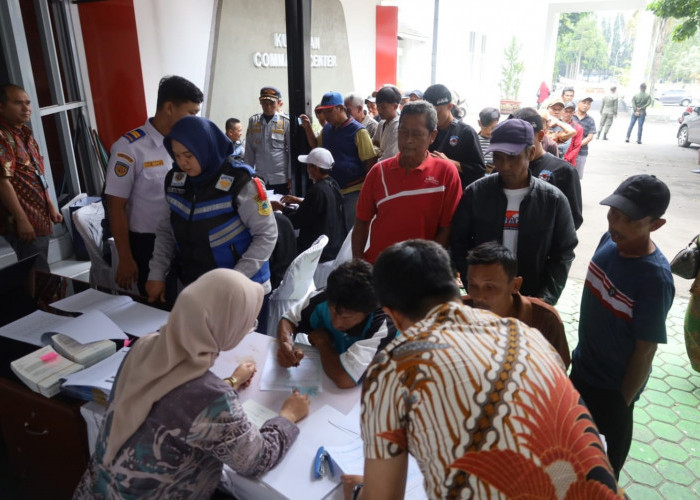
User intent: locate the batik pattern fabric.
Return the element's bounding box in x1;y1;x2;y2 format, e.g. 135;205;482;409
0;120;51;235
361;302;624;499
686;272;700;372
74;372;298;499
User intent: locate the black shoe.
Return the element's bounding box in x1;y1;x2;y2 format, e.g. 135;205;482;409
603;136;608;140
637;141;642;144
625;138;629;143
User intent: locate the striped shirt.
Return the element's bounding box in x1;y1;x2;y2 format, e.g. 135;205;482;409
478;133;492;166
361;301;622;499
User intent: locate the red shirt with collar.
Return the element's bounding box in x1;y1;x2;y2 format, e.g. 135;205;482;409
0;119;51;235
356;152;462;263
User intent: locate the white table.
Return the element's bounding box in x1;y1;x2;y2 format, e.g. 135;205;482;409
81;333;362;499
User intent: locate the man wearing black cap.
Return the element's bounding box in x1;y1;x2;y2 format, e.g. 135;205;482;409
512;107;582;230
423;84;485;188
572;97;596;179
571;174;673;479
244;87;291;195
450;118;577;305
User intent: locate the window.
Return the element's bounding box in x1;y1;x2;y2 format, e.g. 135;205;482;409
1;0;100;211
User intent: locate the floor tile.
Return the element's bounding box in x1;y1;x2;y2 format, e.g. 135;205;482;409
656;460;695;485
651;439;688;463
558;279;698;494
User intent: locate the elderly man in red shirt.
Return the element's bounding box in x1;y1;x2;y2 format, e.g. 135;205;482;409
352;100;462;263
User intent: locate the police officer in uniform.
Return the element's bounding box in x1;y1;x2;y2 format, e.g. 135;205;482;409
105;76;203;295
244;87;291;195
146;116;277;330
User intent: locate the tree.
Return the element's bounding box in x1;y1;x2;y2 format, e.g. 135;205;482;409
658;31;700;82
554;14;608;80
648;0;700;41
499;37;525;100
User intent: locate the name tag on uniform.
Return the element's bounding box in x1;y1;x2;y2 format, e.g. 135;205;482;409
215;174;234;192
171;172;187;186
144;159;164;168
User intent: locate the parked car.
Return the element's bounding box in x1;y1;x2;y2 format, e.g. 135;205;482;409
679;100;700;123
657;89;694;106
677;106;700;147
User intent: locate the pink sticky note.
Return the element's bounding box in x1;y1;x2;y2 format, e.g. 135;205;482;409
124;339;132;347
40;351;59;362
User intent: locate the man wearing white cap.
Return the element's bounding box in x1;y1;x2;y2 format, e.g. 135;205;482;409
273;148;346;262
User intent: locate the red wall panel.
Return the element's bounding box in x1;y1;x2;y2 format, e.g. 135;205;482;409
78;0;146;148
375;6;398;89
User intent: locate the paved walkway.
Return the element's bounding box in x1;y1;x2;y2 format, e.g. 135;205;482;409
557;279;699;499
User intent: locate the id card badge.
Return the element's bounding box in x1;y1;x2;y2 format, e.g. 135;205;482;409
35;169;49;190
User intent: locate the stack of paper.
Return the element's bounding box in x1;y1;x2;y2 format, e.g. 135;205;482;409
11;346;84;398
61;347;130;404
50;333;116;367
0;309;128;347
51;288;170;337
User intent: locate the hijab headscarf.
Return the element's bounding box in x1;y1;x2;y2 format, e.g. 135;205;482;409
103;269;264;463
164;116;234;187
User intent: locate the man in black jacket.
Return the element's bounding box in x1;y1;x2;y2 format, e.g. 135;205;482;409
512;107;583;230
423;84;485;188
450;119;577;305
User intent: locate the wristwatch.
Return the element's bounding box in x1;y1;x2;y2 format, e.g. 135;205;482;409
224;376;238;388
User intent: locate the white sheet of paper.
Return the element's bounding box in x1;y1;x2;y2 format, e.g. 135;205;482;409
325;439;364;475
259;343;322;394
266;190;284;202
328;401;361;437
103;301;169;337
262;404;347;500
51;288;133;314
62;347;130;392
242;399;278;428
0;310;73;346
325;438;428;499
51;310;128;344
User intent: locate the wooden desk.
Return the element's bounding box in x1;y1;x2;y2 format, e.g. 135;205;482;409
0;272;169;499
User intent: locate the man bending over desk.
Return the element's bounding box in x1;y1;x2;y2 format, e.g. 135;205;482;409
276;260;395;388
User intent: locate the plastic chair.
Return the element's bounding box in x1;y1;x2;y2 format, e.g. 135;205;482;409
266;234;328;336
313;228;353;289
71;202;115;289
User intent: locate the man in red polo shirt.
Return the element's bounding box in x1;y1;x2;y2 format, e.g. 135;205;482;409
352;100;462;264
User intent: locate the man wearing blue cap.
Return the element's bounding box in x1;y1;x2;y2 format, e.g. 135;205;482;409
450;118;577;305
300;91;376;230
244;87;291;195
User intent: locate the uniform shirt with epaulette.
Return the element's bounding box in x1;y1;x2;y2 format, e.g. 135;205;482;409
104;119;172;234
243;112;290;186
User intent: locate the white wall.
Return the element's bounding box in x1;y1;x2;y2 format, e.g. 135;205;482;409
339;0;377;94
133;0;216;115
